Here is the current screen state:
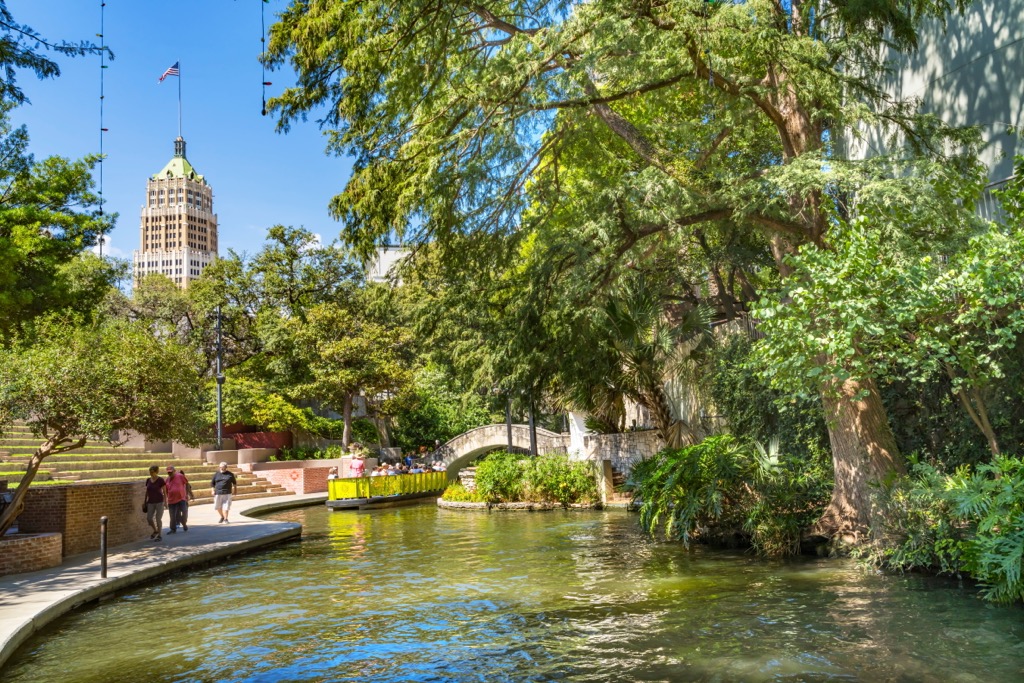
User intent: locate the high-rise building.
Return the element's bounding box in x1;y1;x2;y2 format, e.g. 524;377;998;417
132;137;218;288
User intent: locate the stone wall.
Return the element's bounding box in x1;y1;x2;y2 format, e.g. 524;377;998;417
19;482;150;557
573;430;663;474
250;459;369;494
0;533;62;576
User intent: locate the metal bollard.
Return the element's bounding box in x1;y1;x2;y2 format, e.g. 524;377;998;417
100;516;108;578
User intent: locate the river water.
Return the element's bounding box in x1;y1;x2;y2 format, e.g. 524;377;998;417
4;504;1024;682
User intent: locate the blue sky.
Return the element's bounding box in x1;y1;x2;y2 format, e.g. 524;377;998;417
10;0;351;259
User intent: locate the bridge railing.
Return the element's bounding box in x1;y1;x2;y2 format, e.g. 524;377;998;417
328;471;449;500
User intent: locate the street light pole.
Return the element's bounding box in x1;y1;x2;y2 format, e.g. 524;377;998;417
527;392;538;456
505;396;513;452
215;304;224;450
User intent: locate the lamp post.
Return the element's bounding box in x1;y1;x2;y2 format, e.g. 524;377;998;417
527;391;538;456
215;304;224;450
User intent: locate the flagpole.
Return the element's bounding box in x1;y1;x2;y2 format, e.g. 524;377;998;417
177;60;182;138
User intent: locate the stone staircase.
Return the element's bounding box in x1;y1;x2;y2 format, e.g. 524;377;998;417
0;423;293;504
607;465;633;505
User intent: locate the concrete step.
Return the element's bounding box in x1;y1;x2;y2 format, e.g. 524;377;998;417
0;470;53;482
58;467;227;480
0;456;209;466
190;490;295;506
6;458;211;471
0;443;147;455
0;462;57;473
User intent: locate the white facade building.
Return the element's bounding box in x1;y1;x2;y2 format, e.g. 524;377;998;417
132;137;218;288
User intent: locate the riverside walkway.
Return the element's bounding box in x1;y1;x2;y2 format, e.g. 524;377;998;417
0;492;325;670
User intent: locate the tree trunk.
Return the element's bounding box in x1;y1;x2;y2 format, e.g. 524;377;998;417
0;438;60;537
341;393;354;448
375;415;393;448
647;384;698;450
813;376;905;544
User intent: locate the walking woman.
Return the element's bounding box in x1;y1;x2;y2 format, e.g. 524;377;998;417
144;465;167;541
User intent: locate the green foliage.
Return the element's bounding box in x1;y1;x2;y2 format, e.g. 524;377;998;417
523;453;598;507
351;418;380;445
0;318;207;535
209;376;307;432
474;452;525;504
710;334;831;465
306;415;347;440
0;4;110;106
274;446;333;462
629;436;830;556
0;108;119;342
472;451;599;506
865;457;1024;604
440;481;484;503
251;393;311;433
292;302;414;428
391;365;493;449
0;319;206;444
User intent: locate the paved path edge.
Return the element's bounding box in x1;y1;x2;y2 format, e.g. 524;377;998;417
0;494;327;671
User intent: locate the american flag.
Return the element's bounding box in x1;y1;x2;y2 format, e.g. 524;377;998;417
158;62;180;82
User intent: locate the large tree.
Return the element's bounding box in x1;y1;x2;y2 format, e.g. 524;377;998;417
0;107;118;341
266;0;975;540
0;3;116;342
292;302;415;446
0;319;206;536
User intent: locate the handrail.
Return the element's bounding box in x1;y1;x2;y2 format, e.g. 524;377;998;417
327;471;449;500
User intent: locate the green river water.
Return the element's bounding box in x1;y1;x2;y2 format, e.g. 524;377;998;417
4;503;1024;682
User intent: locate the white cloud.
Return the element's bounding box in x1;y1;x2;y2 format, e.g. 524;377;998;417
92;235;128;259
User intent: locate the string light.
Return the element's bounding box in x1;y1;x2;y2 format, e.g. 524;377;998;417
98;1;107;255
261;0;271;115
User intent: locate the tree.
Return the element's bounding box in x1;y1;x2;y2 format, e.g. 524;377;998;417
0;107;118;341
266;0;977;540
0;1;110;106
292;302;415;446
0;319;206;536
601;277;712;448
391;365;494;449
755;187;1024;459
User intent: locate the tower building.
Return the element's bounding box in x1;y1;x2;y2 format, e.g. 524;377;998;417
132;137;218;288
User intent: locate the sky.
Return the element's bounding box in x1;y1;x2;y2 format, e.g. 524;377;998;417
9;0;352;260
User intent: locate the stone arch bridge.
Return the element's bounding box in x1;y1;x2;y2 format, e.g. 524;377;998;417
432;423;665;481
434;424;568;474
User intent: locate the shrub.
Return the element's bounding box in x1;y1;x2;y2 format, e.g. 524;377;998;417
273;446;329;461
628;435;830;556
524;453;598;506
474;451;525;503
352;418;380;445
864;456;1024;604
307;415;346;440
441;481;483;503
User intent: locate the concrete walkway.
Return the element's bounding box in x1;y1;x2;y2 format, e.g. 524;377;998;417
0;492;326;670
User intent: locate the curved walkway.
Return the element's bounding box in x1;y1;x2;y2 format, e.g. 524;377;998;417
0;492;326;671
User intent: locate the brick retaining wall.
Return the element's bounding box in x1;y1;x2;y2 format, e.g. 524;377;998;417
19;482;150;557
259;467;331;494
0;533;62;576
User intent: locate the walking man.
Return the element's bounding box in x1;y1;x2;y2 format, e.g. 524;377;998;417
165;466;189;533
211;462;237;524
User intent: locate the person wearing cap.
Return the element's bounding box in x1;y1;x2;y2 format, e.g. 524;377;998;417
165;466;190;533
210;462;238;524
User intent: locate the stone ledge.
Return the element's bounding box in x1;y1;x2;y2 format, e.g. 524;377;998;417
436;499;601;511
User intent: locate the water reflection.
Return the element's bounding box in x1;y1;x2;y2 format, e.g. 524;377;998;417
4;504;1024;682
